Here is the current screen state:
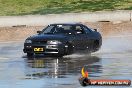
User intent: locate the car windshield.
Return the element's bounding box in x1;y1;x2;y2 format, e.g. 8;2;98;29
42;25;75;34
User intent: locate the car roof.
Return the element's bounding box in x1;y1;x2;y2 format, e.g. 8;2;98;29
50;23;83;26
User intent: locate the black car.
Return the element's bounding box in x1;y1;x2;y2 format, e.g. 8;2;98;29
23;23;102;57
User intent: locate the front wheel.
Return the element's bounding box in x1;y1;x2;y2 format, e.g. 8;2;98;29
27;53;34;57
56;54;64;57
65;43;74;55
45;53;64;57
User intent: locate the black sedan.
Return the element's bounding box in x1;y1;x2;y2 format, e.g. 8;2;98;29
23;23;102;57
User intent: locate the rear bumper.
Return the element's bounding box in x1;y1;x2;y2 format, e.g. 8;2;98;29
23;43;66;55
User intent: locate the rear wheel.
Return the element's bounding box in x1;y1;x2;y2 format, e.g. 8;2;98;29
93;40;99;52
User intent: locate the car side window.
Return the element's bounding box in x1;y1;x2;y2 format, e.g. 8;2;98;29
75;26;85;34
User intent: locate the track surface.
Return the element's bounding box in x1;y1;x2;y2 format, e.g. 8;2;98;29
0;36;132;88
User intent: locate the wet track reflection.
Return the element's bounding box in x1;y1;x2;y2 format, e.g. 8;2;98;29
0;36;132;88
25;55;102;79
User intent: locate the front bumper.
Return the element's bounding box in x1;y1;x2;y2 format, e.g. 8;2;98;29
23;43;66;55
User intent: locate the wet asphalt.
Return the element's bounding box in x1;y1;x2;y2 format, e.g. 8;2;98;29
0;36;132;88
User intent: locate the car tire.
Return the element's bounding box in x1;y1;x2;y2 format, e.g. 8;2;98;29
51;54;64;57
93;40;99;52
27;53;34;57
65;43;74;55
57;54;64;57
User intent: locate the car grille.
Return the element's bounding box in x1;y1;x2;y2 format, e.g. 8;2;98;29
32;40;47;44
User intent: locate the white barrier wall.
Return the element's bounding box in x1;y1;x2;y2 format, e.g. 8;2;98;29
0;10;131;27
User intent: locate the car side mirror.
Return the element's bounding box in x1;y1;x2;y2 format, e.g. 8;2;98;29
37;31;42;34
94;29;97;32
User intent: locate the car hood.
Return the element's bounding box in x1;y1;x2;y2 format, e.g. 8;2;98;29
27;34;67;41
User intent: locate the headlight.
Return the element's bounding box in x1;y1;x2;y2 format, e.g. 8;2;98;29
47;40;62;44
25;40;32;43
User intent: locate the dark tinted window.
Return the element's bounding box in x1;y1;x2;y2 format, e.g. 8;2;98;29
74;25;85;34
42;25;74;34
83;26;91;33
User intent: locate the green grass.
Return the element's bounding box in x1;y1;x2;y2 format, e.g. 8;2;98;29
0;0;132;16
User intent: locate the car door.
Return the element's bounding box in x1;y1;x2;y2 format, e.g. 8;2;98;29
72;25;88;50
81;25;94;50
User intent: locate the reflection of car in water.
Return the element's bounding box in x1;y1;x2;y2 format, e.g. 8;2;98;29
25;55;102;78
23;23;102;57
